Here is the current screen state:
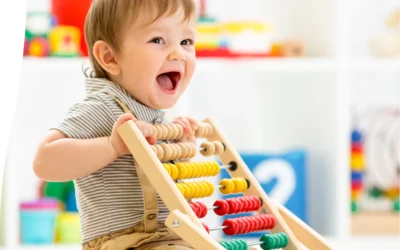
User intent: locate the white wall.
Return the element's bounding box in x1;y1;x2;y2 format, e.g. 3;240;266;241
345;0;399;58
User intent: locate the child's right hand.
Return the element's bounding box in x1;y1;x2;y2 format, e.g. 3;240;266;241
110;113;157;157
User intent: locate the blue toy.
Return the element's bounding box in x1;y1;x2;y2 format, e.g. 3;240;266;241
219;149;308;238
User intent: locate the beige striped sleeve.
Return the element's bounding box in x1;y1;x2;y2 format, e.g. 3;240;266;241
54;96;116;139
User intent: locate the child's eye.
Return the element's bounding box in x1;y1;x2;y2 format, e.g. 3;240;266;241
181;39;193;46
150;37;165;44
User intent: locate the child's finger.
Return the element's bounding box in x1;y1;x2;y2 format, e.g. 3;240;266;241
146;136;157;145
117;113;138;125
186;117;198;130
173;119;191;134
136;121;156;137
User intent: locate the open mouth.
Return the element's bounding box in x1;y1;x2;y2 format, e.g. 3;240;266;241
156;71;181;92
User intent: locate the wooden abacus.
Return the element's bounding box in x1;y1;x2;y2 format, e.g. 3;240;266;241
118;118;333;250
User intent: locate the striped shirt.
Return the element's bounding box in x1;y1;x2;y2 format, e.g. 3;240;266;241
54;78;169;244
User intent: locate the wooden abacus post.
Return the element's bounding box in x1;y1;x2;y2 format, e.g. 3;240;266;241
118;118;333;250
203;117;333;250
117;121;224;250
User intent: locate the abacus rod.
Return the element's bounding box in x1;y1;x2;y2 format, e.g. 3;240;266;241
207;206;219;210
247;241;263;247
209;226;227;231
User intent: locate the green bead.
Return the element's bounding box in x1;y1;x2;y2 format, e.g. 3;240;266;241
351;201;359;213
225;241;233;250
281;233;289;247
229;241;237;250
238;239;248;250
369;187;383;198
394;199;400;212
223;241;233;250
275;234;283;248
219;241;228;249
260;234;272;250
276;233;289;248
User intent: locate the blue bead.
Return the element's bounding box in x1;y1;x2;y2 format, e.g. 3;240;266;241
351;130;363;142
351;171;363;181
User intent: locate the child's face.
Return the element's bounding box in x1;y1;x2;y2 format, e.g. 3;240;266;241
116;8;197;110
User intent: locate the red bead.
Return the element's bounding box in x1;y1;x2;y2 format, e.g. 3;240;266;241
223;219;239;236
213;200;229;216
257;215;268;230
250;216;260;231
202;222;210;234
259;214;275;230
254;197;262;210
227;199;240;214
351;143;363;153
242;217;254;234
189;203;196;214
240;197;249;212
192;202;202;218
270;215;276;228
237;218;247;234
199;202;208;218
246;196;256;211
351;180;363;190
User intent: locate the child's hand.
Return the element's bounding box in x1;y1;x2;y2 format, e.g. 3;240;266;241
172;116;198;144
110;113;157;157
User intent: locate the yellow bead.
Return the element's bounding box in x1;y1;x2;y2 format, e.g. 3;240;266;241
351;189;361;201
219;179;234;194
176;163;188;180
170;164;179;180
190;163;198;178
199;162;207;177
199;182;209;198
163;164;171;176
189;182;199;198
206;181;214;196
241;178;249;191
212;162;220;176
176;184;185;197
385;188;399;200
186;163;194;179
351;153;364;170
182;183;191;199
206;162;214;176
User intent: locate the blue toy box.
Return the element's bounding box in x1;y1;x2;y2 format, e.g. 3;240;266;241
219;149;308;238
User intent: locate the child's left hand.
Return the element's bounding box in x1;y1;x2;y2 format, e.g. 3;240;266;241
172;116;198;144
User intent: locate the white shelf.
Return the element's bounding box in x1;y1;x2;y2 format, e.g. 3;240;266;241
23;57;338;72
343;58;400;71
22;57;399;73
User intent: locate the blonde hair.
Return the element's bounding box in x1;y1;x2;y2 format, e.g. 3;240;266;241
84;0;196;78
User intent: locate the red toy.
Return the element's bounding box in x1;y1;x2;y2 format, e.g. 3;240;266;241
51;0;92;56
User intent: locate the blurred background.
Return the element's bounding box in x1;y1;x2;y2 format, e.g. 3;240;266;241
0;0;399;249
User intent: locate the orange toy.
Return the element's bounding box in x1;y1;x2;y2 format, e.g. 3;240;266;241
117;118;333;250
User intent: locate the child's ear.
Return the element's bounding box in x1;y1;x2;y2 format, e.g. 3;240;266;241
92;41;121;76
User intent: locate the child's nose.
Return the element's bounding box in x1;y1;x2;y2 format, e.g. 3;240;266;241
167;46;186;61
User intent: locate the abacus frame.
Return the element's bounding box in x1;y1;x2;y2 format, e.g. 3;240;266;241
118;117;333;250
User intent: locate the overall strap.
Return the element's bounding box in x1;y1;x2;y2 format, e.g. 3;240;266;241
109;94;159;233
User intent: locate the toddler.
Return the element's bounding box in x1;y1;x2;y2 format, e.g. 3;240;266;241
33;0;199;249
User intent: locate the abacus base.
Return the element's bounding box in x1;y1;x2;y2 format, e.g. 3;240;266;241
165;210;260;250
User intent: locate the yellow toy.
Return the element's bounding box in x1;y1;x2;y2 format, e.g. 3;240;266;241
117;118;333;249
48;25;81;57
